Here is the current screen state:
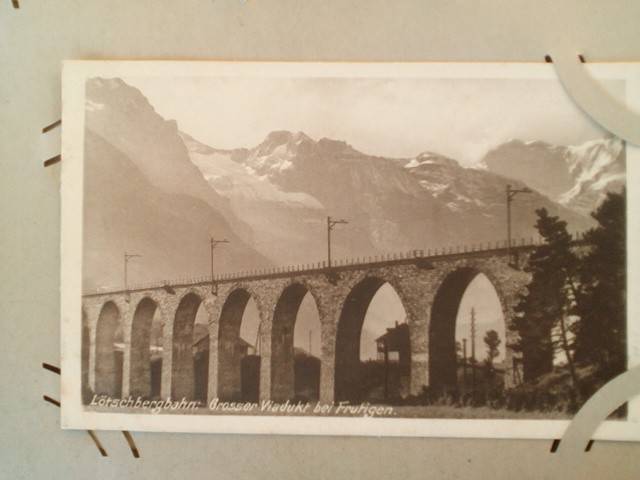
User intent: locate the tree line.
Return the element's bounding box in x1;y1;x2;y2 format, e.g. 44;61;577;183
510;190;626;404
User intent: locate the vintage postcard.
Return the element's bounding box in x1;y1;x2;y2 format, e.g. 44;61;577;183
60;61;639;439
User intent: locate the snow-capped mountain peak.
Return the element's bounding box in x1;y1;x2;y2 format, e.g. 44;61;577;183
255;130;312;154
482;136;625;215
405;152;461;170
179;131;323;209
560;137;625;212
243;130;316;174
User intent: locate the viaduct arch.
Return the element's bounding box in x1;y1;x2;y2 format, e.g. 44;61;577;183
94;301;123;397
428;267;510;393
171;291;204;401
270;282;323;402
334;276;410;403
217;287;256;401
129;297;159;398
82;244;537;407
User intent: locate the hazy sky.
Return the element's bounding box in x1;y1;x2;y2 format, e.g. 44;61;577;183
124;75;619;166
125;72;616;364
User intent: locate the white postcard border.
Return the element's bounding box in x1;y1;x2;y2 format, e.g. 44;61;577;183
61;61;640;440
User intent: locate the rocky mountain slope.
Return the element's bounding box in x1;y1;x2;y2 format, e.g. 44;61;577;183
179;131;325;266
482;137;625;216
84;78;609;290
85;78;257;241
83;79;271;291
185;130;594;267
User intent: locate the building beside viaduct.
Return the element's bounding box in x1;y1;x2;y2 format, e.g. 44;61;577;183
81;241;544;406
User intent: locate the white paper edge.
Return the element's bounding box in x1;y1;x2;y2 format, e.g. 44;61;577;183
60;61;640;440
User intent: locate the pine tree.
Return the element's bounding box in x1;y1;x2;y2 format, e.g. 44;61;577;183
510;208;580;391
574;191;626;381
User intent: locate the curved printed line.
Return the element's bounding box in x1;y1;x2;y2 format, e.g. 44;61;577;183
549;51;640;146
549;366;640;477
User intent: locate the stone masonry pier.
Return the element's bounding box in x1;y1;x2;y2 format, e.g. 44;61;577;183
82;238;568;406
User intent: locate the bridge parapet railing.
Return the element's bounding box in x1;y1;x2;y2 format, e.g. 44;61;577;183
84;232;587;296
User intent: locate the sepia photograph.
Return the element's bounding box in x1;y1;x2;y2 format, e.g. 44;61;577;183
60;62;637;438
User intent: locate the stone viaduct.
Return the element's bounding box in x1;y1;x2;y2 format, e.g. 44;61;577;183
81;241;546;406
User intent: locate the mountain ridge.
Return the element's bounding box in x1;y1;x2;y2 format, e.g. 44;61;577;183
83;78;273;290
184;128;596;268
85;78;621;286
481;136;625;215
